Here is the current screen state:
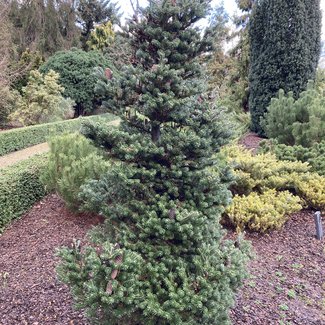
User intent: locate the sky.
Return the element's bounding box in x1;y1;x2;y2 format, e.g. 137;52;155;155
118;0;325;39
118;0;236;18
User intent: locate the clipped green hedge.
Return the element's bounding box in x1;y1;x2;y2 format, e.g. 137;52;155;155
0;113;116;156
0;154;48;231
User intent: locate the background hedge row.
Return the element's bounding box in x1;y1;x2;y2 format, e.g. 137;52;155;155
0;154;48;231
0;113;117;156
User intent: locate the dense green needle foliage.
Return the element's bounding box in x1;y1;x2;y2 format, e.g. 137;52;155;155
42;133;110;209
77;0;120;50
263;83;325;147
40;49;113;116
249;0;321;135
259;139;325;176
57;1;250;324
8;0;80;57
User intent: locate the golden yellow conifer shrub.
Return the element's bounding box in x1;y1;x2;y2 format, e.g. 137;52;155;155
220;145;325;232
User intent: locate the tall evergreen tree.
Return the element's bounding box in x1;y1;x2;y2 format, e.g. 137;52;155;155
0;2;12;88
102;33;134;69
206;4;231;94
8;0;81;57
227;0;254;112
57;1;249;324
77;0;119;50
0;1;15;124
11;0;47;54
42;0;64;54
207;1;254;113
249;0;322;135
57;0;81;49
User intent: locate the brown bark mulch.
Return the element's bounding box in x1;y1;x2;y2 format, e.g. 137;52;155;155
1;195;324;324
233;132;325;324
0;194;95;325
239;131;264;153
230;210;325;325
0;132;323;324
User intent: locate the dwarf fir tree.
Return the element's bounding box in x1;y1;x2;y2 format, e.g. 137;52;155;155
57;1;249;324
249;0;321;135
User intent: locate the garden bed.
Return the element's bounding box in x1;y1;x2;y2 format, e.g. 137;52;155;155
0;194;94;325
0;194;324;324
238;131;264;152
230;210;325;324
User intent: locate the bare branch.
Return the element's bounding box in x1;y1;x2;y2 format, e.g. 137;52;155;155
129;0;140;17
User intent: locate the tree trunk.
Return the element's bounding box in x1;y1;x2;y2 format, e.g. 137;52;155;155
151;123;160;143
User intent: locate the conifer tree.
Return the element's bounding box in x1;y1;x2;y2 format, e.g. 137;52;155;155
87;21;115;51
57;0;81;48
227;0;254;112
249;0;321;135
9;70;74;125
264;82;325;147
102;33;133;69
0;1;15;124
40;49;112;116
207;1;254;113
77;0;119;50
58;1;249;324
8;0;81;57
206;4;231;94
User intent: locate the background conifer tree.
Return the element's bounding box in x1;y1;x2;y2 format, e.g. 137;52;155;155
58;1;249;324
86;21;115;51
227;0;254;112
40;49;112;116
0;1;15;124
207;0;254;114
249;0;321;135
8;0;81;57
77;0;119;50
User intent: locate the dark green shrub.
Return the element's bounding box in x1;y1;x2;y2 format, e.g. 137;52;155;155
0;113;116;157
42;133;110;209
0;154;48;231
263;84;325;147
259;140;325;176
40;49;114;115
249;0;321;135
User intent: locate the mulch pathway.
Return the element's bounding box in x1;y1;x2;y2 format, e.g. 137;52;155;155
0;132;324;324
